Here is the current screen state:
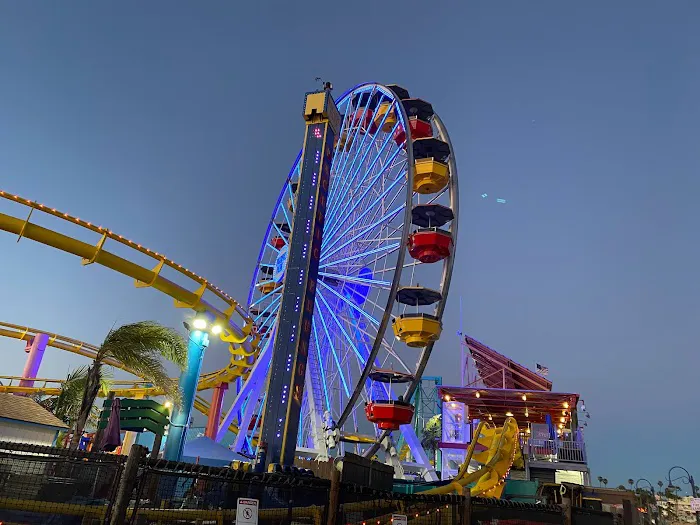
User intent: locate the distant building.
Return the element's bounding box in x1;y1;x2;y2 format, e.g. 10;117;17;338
0;392;69;446
658;494;698;524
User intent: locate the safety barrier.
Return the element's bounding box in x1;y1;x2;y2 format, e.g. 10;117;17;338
0;441;617;525
471;497;563;525
0;440;126;524
527;440;587;464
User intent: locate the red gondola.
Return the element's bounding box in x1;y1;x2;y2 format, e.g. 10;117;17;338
365;400;415;430
393;117;433;146
408;228;453;263
270;236;285;250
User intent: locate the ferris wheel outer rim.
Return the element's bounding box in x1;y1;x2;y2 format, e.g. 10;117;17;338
363;111;459;455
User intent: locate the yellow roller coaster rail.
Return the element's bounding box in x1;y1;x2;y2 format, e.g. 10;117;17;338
0;190;262;389
0;321;244;435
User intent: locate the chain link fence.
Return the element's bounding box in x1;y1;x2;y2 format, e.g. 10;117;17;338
337;486;467;525
471;497;564;525
0;440;125;524
128;458;330;524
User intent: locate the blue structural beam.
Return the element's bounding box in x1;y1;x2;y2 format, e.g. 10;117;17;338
163;328;209;461
259;88;341;467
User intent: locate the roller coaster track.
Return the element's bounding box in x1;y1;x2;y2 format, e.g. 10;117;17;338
0;190;262;390
0;321;243;435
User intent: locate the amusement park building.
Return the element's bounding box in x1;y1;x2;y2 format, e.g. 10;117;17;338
0;392;68;447
439;336;591;486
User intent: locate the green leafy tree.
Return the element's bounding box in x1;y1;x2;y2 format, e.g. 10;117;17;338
617;485;627;490
70;321;187;448
420;414;442;466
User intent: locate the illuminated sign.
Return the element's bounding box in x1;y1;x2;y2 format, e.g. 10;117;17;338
274;246;288;283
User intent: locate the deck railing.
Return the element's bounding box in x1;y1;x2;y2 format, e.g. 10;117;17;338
527;439;587;464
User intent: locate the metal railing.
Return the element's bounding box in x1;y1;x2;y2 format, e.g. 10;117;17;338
527;439;587;464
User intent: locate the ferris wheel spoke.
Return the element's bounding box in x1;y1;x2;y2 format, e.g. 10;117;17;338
318;271;390;289
325;157;406;248
324;121;402;236
311;321;331;410
322;165;407;255
258;304;281;332
324;141;404;243
326;101;357;200
372;260;423;275
319;242;400;270
326;100;398;218
285;182;296;216
317;279;380;327
315;299;351;397
352;321;410;374
326;96;374;209
326;89;389;211
253;295;281;323
249;284;283;307
316;290;367;364
321;203;406;263
271;222;289;245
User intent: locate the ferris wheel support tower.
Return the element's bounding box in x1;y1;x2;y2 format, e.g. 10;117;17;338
258;86;341;468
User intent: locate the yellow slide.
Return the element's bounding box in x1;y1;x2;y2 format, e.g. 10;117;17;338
426;417;522;498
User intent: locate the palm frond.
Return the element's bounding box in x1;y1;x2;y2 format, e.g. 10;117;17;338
99;321;187;402
43;366;91;425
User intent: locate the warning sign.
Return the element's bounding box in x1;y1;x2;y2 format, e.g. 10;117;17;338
236;498;259;525
392;514;407;525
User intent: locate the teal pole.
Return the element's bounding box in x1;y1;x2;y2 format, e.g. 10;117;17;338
163;328;209;461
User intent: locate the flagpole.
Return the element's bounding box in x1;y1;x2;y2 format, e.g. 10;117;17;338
459;296;464;386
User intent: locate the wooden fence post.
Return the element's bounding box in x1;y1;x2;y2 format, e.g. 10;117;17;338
327;462;341;525
461;493;471;525
562;497;573;525
110;444;146;525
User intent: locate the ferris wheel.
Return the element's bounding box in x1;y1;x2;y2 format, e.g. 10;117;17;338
246;82;458;456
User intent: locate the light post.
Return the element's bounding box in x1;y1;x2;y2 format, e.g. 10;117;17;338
667;466;699;525
636;479;657;524
162;312;223;462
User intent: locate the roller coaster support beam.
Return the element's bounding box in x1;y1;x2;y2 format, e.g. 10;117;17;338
216;328;275;443
19;333;49;390
205;382;228;439
163;321;210;461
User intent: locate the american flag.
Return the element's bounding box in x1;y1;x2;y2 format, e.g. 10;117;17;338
536;363;549;376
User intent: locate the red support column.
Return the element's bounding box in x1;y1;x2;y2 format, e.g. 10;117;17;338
205;382;228;439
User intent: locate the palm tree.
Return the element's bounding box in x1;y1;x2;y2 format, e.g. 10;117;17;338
657;480;663;490
628;479;635;490
598;476;604;487
39;366;111;427
420;415;442;466
602;478;608;488
70;321;187;448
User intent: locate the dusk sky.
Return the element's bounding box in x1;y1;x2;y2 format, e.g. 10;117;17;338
1;2;698;488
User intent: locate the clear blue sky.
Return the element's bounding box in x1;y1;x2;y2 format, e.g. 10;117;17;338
1;1;698;488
